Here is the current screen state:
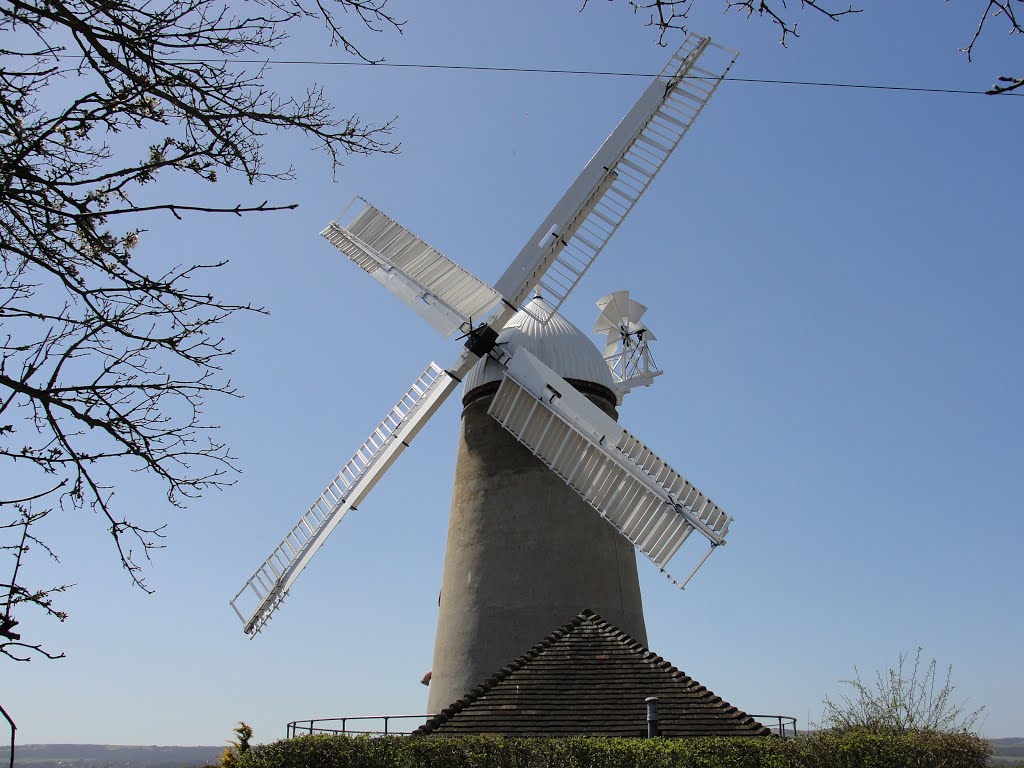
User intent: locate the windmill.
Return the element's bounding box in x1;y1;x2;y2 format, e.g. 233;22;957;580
594;289;663;399
231;33;739;704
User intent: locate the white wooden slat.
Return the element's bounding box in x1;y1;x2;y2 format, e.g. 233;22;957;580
485;346;733;587
322;200;502;336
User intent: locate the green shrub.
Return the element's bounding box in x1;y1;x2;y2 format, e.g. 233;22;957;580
235;729;990;768
820;648;985;734
221;722;255;768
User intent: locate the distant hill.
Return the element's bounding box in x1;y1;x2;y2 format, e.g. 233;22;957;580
16;744;221;768
990;738;1024;766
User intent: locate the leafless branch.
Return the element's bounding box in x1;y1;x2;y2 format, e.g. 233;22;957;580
0;0;402;656
582;0;860;46
0;640;66;662
1;507;72;661
961;1;1024;94
727;0;860;47
590;1;1020;94
987;74;1023;94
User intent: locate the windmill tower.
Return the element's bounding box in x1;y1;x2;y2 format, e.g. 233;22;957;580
428;296;648;711
231;34;739;712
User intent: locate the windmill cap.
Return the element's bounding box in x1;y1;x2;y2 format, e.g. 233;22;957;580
463;296;615;399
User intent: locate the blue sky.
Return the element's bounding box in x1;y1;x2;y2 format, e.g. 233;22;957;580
5;0;1022;746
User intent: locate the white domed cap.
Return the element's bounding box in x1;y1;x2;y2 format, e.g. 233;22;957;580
463;296;615;397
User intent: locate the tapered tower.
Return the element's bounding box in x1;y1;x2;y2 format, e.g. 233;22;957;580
427;297;647;712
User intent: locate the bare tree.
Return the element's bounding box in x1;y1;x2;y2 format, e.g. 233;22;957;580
1;0;401;660
820;648;986;734
591;0;1022;94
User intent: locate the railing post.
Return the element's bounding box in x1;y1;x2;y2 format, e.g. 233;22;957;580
383;716;389;735
1;703;15;768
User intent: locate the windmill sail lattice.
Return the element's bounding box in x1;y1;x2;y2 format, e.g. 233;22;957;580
231;362;457;634
488;347;730;588
494;34;738;323
233;32;739;636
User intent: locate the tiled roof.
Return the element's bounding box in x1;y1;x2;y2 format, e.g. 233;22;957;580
414;609;771;738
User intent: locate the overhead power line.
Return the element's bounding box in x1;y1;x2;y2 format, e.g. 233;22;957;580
49;54;1022;97
195;57;1024;97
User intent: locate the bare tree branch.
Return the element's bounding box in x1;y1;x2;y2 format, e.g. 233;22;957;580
589;1;1020;94
727;0;860;48
962;1;1024;95
1;0;402;658
0;640;66;663
1;507;72;661
582;0;860;46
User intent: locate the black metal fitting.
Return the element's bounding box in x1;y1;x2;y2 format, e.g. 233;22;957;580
464;324;499;357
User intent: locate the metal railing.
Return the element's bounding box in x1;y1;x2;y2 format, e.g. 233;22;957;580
286;714;434;738
287;713;798;739
749;714;799;738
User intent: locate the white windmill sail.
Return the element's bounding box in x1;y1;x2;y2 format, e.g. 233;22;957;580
231;362;458;635
494;33;738;322
322;198;503;336
487;346;729;588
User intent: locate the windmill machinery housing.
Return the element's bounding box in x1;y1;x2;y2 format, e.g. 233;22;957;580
231;34;739;638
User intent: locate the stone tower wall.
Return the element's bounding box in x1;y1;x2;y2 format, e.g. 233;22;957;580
426;387;647;713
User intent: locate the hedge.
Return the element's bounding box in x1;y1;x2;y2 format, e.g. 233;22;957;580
235;730;990;768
